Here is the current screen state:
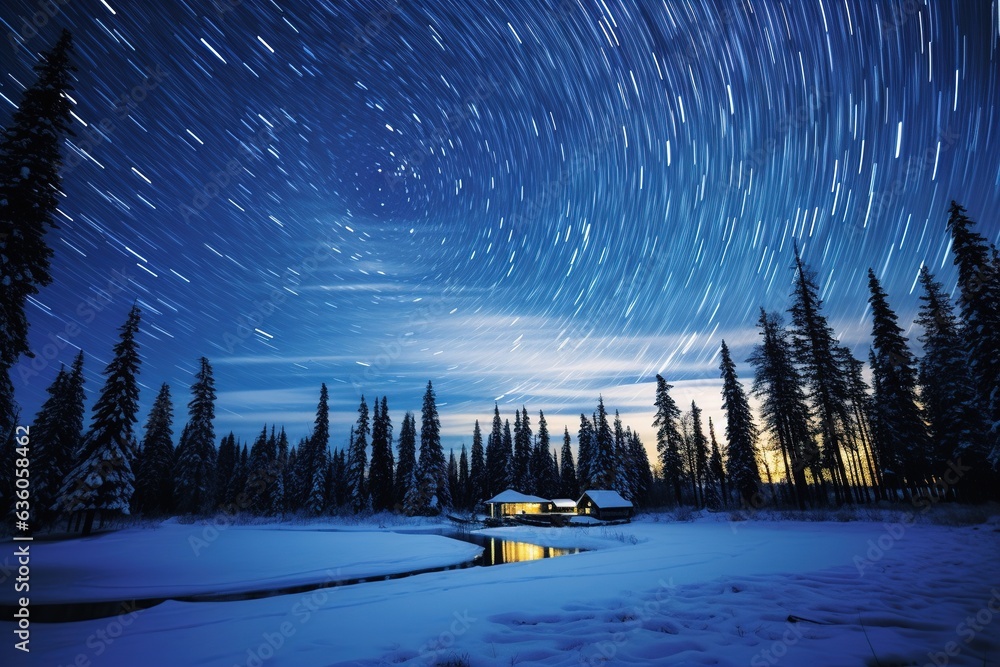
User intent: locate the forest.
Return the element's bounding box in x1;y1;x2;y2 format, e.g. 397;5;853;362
2;32;999;538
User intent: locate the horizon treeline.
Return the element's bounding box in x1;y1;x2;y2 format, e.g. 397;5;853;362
2;32;999;536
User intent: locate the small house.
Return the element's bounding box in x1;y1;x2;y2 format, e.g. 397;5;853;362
484;489;551;519
550;499;577;513
577;490;633;521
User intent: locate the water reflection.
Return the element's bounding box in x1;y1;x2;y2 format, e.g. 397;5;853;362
451;534;582;566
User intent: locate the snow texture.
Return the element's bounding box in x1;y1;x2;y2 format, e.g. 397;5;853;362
7;516;1000;666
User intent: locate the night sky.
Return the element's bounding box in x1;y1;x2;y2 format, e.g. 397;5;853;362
3;0;998;456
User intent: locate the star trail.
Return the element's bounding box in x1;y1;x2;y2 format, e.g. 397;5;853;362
3;0;998;449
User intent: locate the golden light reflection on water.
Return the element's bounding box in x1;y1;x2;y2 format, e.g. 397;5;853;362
481;538;579;566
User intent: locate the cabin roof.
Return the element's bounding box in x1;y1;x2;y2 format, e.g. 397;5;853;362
579;490;633;509
551;498;577;508
484;489;550;504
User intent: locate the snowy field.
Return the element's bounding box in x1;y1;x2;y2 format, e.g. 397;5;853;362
4;514;999;666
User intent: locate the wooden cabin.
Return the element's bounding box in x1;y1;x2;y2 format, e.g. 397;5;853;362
577;490;633;521
484;489;552;519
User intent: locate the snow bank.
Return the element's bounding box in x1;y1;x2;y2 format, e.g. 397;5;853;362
0;523;481;605
9;517;1000;666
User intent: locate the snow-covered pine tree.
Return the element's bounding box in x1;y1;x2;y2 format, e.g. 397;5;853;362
57;305;141;535
916;266;992;500
747;308;814;509
369;396;395;512
946;201;1000;469
788;246;853;504
631;429;653;507
484;405;506;497
469;419;485;506
447;450;459;508
273;427;288;515
173;357;217;515
707;417;727;508
502;419;513;491
560;427;579;499
245;425;276;514
867;269;931;499
690;401;709;507
215;432;238;508
719;340;761;507
592;397;615;489
32;350;86;524
511;409;528;490
416;381;449;512
577;413;595;491
347;396;370;513
458;444;469;510
134;383;174;515
300;383;330;515
613;411;630;499
653;374;684;505
0;30;76;442
531;410;550;495
394;412;417;509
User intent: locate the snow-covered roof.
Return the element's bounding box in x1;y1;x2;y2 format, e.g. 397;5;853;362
579;490;632;508
484;489;550;504
551;498;577;508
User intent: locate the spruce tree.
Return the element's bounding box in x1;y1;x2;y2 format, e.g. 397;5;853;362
788;247;852;503
916;266;991;499
653;374;684;505
369;396;395;512
613;411;630;499
690;401;709;507
946;201;1000;467
719;340;761;507
484;405;507;495
560;427;579;498
174;357;218;514
707;418;726;508
447;450;459;508
57;305;141;534
531;410;550;495
32;350;85;523
216;432;237;507
867;269;930;497
0;30;76;440
458;444;470;509
395;412;417;508
468;420;485;505
577;413;595;491
347;396;370;512
592;397;616;488
245;426;275;514
302;383;330;515
627;429;652;506
501;418;513;487
134;383;174;515
747;309;814;508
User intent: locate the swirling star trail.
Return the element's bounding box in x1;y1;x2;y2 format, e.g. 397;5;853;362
3;0;998;449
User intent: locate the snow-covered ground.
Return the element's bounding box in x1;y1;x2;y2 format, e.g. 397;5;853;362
5;514;1000;666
